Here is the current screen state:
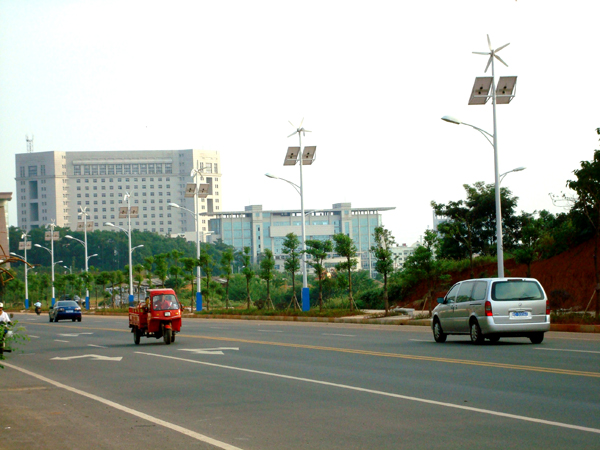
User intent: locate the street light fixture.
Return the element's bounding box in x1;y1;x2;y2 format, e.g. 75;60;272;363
500;166;526;184
441;36;517;278
65;230;94;310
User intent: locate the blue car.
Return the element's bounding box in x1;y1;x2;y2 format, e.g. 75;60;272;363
49;301;82;323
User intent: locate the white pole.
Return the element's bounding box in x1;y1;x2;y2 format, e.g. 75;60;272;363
82;208;90;309
24;235;29;308
127;196;134;306
50;223;56;306
491;56;504;278
195;172;202;312
298;133;309;311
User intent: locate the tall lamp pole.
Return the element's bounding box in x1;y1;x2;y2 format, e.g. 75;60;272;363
65;233;97;310
441;35;517;278
13;231;31;308
105;192;138;307
280;120;317;312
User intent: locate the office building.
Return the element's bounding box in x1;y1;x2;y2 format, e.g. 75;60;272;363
15;149;221;237
209;203;395;273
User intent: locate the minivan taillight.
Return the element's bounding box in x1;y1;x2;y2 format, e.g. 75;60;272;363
485;301;493;316
546;300;550;315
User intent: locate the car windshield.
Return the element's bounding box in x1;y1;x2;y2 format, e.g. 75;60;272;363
57;301;79;308
491;281;544;301
152;294;179;311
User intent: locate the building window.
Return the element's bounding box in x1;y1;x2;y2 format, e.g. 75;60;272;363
28;166;37;177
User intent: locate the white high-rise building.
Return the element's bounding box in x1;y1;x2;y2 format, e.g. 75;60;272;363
15;149;221;237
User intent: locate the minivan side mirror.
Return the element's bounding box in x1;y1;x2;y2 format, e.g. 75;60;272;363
437;297;445;304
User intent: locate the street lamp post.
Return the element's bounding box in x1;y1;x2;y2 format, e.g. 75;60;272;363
105;193;139;307
35;225;59;307
169;201;210;312
12;231;31;308
442;36;517;278
270;121;317;312
65;229;96;310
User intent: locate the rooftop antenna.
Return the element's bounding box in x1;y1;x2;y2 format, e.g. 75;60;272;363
26;135;34;153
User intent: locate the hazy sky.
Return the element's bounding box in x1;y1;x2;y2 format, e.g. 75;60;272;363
1;1;599;245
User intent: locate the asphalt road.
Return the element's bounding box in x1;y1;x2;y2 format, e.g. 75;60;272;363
1;313;599;450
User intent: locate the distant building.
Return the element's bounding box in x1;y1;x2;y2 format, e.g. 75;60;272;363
15;150;221;237
208;203;395;273
390;241;421;270
0;192;12;256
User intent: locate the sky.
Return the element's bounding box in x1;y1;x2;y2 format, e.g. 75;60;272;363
1;0;599;246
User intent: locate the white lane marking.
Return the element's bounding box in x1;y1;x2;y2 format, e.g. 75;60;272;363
88;344;108;348
2;362;244;450
535;348;600;355
137;352;600;436
410;339;432;342
54;340;69;343
51;354;122;361
258;330;283;333
322;334;355;337
58;333;94;337
180;348;239;356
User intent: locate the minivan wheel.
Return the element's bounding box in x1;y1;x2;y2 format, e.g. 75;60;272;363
529;332;544;344
470;321;484;345
433;320;447;343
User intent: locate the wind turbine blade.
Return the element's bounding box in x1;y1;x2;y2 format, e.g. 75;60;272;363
494;54;509;67
487;34;492;51
303;129;312;133
484;56;492;73
495;42;510;53
288;120;295;128
473;52;489;55
300;117;304;127
288;131;297;138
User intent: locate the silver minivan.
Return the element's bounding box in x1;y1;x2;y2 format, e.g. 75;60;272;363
431;278;550;344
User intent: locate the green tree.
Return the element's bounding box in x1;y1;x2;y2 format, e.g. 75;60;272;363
154;254;168;288
241;247;254;309
199;252;214;310
566;148;600;316
402;230;451;314
220;248;234;309
333;233;358;310
282;233;301;310
305;239;333;312
259;249;276;310
143;256;155;290
371;227;396;314
133;264;145;303
180;257;198;310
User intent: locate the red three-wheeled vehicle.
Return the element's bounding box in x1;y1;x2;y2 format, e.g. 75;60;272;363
129;288;182;345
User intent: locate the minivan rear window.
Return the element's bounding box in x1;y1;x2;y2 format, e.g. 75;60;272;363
491;280;544;301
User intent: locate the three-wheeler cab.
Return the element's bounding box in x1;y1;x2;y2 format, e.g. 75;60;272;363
129;288;182;345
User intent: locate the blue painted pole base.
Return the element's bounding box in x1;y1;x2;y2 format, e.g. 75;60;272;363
25;299;29;309
196;292;203;312
302;287;310;312
85;296;90;310
129;294;134;307
51;297;55;307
